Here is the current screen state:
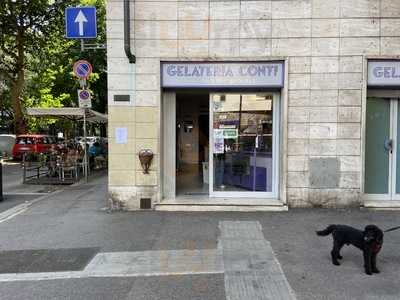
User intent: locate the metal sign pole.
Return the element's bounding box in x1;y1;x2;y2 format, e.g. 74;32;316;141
83;108;88;182
72;59;92;183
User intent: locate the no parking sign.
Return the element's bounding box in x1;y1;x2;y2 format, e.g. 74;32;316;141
78;89;92;108
73;60;92;79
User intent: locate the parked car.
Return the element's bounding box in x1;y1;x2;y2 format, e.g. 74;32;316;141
12;134;57;160
0;134;16;158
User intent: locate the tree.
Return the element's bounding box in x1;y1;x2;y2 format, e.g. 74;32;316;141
0;74;13;132
0;0;78;134
0;0;107;135
27;0;107;136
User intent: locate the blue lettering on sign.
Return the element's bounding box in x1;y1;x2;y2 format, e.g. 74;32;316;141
167;65;177;76
384;67;391;78
373;66;400;79
162;62;284;87
373;67;383;78
167;64;280;78
239;65;278;77
167;65;239;77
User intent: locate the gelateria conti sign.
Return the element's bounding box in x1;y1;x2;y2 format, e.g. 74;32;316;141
161;62;284;88
368;61;400;86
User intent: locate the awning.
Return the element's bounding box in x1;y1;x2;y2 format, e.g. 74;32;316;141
26;108;107;123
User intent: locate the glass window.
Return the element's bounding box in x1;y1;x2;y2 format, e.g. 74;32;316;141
212;94;274;193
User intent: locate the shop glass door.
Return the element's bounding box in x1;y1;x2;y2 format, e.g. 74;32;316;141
209;93;279;198
365;98;400;200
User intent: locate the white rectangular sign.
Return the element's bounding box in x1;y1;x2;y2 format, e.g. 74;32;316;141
115;127;128;144
78;89;92;108
162;62;284;88
368;61;400;86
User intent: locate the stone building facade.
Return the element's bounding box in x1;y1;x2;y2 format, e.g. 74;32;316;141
106;0;400;210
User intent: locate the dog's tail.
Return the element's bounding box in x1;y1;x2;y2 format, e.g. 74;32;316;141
316;225;336;236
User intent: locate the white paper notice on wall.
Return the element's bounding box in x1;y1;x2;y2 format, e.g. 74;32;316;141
115;127;128;144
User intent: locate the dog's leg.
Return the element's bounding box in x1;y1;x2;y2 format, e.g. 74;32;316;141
331;241;342;266
371;253;380;273
363;250;373;275
336;244;343;259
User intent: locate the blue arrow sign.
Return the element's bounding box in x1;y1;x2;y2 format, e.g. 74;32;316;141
65;7;97;39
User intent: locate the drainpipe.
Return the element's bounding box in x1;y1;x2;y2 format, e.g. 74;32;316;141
124;0;136;64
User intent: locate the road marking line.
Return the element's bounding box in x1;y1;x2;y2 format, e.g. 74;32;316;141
220;221;297;300
0;249;224;282
4;193;49;196
0;203;31;224
0;189;64;224
0;181;100;225
84;249;224;275
0;270;224;283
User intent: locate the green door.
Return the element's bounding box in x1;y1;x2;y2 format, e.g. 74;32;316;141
365;98;390;194
396;104;400;195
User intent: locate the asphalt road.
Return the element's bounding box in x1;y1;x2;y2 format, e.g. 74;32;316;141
0;175;398;299
0;194;40;213
0;275;226;300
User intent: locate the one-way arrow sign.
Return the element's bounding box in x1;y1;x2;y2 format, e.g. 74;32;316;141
65;7;97;39
75;10;88;36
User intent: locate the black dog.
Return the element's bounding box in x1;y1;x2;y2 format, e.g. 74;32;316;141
316;224;383;275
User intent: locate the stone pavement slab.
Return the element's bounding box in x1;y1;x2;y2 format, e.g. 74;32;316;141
84;249;223;277
220;221;296;300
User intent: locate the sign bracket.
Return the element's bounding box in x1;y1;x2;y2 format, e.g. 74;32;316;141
80;39;106;51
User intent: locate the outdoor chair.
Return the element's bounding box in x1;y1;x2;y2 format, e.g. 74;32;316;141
58;152;79;181
76;151;87;177
94;154;107;169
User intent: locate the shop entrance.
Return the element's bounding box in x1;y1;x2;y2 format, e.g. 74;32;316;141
162;91;280;200
176;93;210;196
365;97;400;200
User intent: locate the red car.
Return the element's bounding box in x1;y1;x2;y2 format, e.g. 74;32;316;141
12;134;57;160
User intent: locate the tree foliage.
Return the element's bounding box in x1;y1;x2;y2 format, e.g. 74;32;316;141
0;0;107;135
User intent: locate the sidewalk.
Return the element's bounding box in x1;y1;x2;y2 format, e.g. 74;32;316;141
0;174;398;299
2;161;60;194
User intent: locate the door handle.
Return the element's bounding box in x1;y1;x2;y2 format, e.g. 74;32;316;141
384;139;393;153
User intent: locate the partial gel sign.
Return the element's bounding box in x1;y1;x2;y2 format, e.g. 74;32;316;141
368;61;400;86
162;62;284;88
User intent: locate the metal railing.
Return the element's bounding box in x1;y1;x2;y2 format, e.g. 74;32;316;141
22;153;48;184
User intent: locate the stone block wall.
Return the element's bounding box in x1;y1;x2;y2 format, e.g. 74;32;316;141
107;0;400;209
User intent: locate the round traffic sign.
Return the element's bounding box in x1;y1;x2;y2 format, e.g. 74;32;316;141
79;90;90;100
73;60;92;79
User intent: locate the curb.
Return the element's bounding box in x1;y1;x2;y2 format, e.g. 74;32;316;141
0;189;65;224
0;172;107;224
